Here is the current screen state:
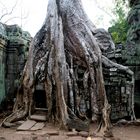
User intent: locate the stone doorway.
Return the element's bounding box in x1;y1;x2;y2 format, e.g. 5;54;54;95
134;80;140;118
33;90;47;109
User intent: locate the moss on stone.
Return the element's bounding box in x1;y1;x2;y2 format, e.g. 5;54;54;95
0;23;31;107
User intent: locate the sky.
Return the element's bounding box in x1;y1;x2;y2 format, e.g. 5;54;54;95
0;0;115;37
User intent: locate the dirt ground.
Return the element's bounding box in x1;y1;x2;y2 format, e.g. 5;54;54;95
0;121;140;140
113;125;140;140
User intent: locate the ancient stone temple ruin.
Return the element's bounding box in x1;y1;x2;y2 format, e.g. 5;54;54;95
94;28;134;120
0;22;135;122
31;28;135;122
104;46;134;120
97;0;140;120
0;23;31;109
0;23;7;107
0;23;135;122
123;0;140;118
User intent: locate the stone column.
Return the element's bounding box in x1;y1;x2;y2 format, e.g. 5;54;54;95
0;23;7;105
5;25;31;101
5;43;18;99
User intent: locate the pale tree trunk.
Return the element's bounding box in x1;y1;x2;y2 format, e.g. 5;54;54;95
2;0;134;137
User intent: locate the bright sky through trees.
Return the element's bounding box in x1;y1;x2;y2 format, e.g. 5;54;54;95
0;0;114;36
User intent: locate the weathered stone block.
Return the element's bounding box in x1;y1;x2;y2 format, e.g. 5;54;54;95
0;23;31;108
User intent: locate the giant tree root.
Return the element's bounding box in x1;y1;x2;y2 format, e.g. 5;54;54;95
2;0;135;137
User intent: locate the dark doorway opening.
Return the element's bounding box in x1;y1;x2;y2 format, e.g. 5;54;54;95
34;90;47;109
134;80;140;118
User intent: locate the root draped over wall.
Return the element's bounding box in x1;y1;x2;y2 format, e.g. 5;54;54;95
2;0;135;137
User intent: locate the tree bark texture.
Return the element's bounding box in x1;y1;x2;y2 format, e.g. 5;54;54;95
2;0;134;137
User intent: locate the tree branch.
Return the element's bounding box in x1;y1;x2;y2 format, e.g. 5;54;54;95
0;0;18;21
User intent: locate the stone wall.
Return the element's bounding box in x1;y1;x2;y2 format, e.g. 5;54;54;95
123;0;140;66
0;23;31;109
125;0;140;80
104;51;134;120
91;29;134;120
5;25;31;101
0;23;7;105
122;0;140;117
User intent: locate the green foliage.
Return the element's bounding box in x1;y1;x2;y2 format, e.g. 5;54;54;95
108;0;129;45
108;19;129;45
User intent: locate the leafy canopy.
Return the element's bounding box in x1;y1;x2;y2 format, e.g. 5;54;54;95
108;0;129;45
